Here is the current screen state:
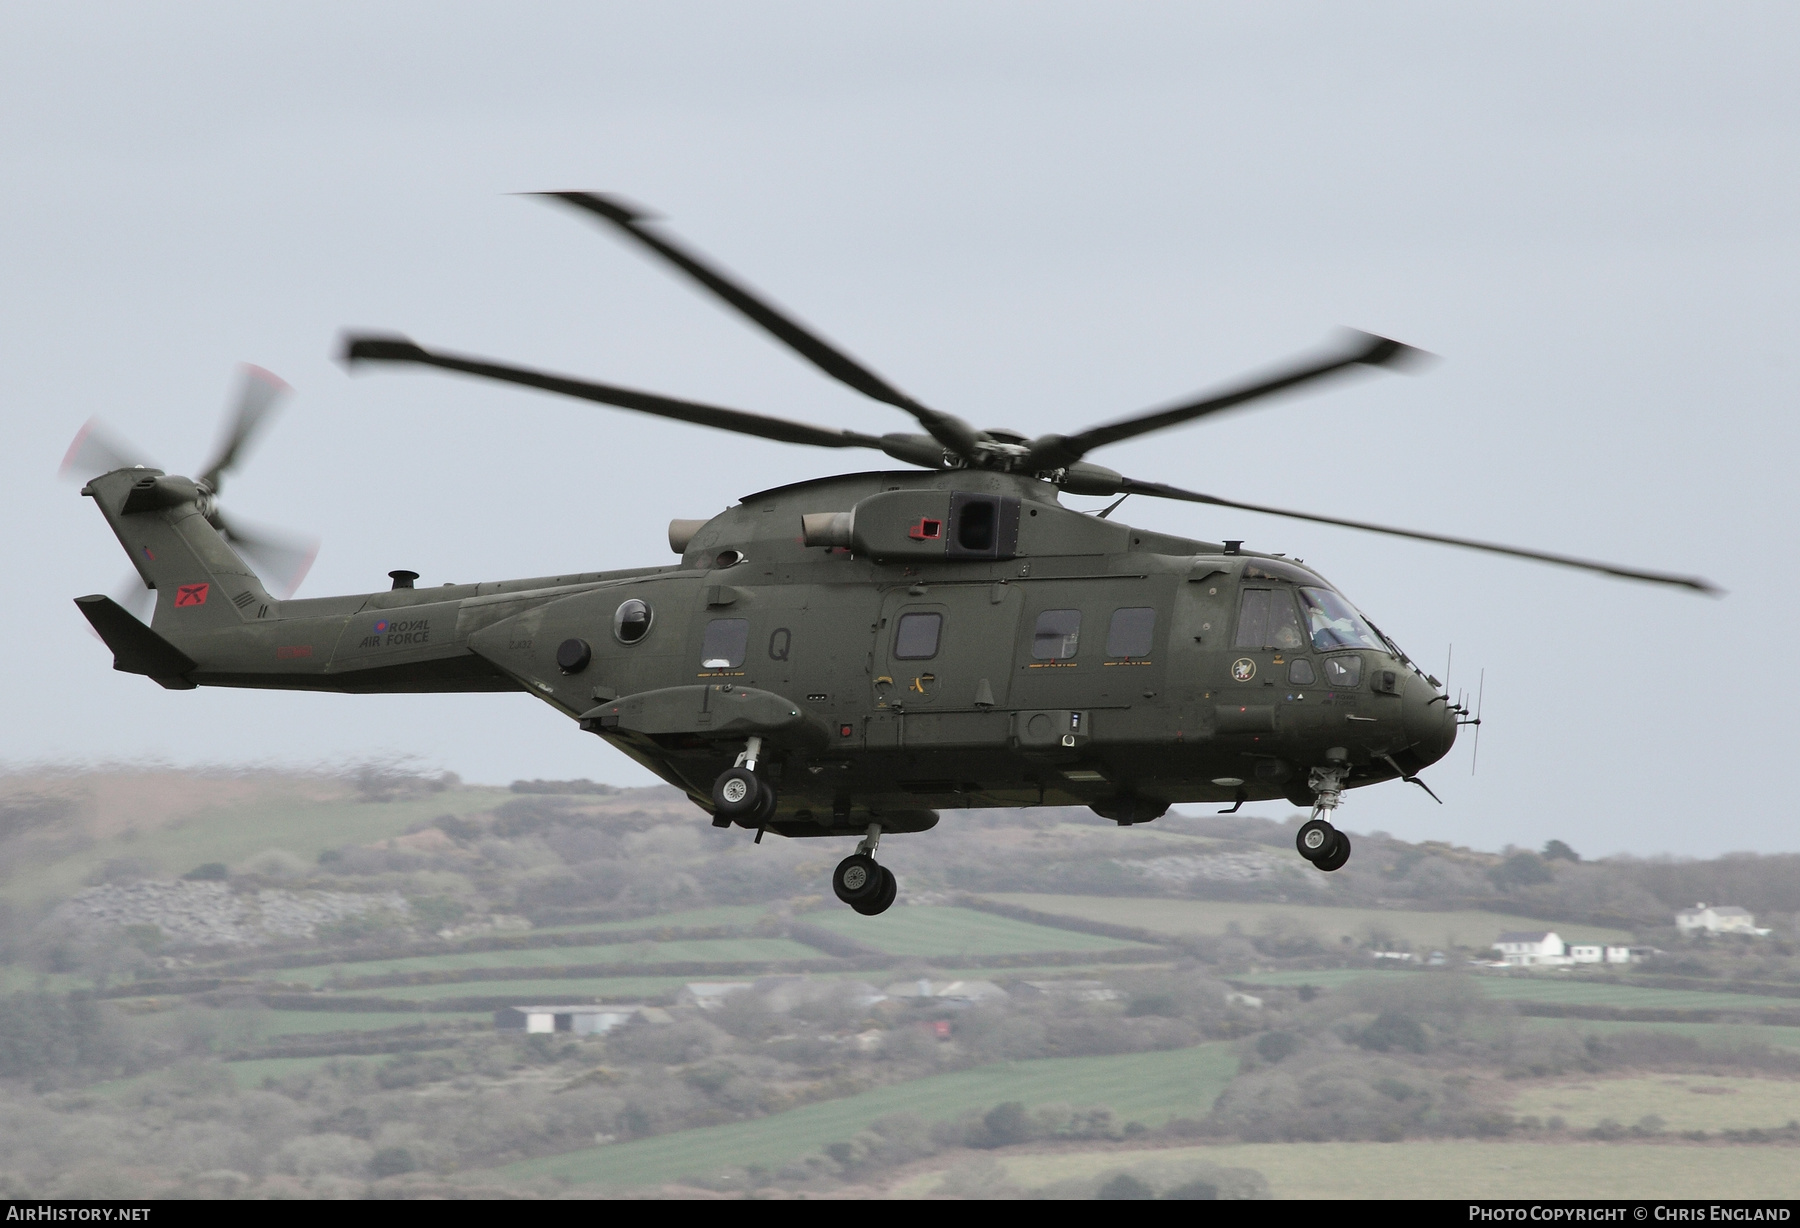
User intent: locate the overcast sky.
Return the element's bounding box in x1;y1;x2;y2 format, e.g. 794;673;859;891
3;3;1796;857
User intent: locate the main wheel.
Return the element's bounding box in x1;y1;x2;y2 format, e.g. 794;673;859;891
1295;818;1337;862
852;866;898;916
832;853;882;905
1315;830;1352;872
711;766;764;821
749;780;779;827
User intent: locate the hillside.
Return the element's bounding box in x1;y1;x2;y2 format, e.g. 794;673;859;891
0;764;1796;1198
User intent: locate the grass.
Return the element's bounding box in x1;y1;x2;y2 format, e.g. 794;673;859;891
983;894;1634;948
367;976;702;1003
495;1043;1240;1188
226;1055;350;1087
895;1140;1800;1199
1508;1075;1800;1132
273;937;825;987
528;905;782;935
206;1008;490;1039
1235;968;1800;1014
1517;1017;1800;1052
808;906;1156;959
3;785;508;907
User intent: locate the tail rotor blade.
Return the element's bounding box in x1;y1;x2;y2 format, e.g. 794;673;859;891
199;364;290;493
215;510;319;598
60;419;156;482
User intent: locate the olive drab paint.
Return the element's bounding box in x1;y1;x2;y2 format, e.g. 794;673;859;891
71;191;1714;907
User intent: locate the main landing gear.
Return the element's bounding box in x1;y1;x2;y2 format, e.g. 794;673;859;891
1296;751;1353;873
833;825;896;916
711;737;777;828
709;740;897;915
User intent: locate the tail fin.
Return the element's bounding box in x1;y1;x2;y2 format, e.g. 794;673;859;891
81;468;277;637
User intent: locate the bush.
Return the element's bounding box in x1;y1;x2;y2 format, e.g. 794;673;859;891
1357;1012;1429;1054
1256;1032;1302;1063
182;863;228;882
1098;1173;1155;1200
369;1146;417;1177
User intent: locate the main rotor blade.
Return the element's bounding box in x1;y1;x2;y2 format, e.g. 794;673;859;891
1022;330;1423;471
199;364;291;494
1117;477;1720;594
59;418;156;482
214;510;319;599
342;333;897;453
536;191;984;460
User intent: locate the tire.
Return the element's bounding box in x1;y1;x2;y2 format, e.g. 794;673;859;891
852;866;898;916
711;767;763;820
749;780;779;827
832;854;882;905
1295;818;1337;862
1315;830;1352;872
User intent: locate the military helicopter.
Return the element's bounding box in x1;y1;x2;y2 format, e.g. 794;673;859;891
69;192;1717;916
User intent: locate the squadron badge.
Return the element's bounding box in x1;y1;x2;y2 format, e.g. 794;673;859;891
1231;658;1256;682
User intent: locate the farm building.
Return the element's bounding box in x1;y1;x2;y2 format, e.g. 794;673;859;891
882;978;1009;1005
1676;904;1770;936
493;1004;667;1035
1568;944;1633;964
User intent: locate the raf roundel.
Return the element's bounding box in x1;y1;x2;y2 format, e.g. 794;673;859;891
1231;658;1257;682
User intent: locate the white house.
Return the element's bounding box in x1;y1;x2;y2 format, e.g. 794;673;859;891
680;982;754;1009
1675;904;1770;937
494;1004;667;1035
1493;931;1567;966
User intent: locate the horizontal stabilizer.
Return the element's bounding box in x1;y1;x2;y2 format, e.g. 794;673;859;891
74;595;197;689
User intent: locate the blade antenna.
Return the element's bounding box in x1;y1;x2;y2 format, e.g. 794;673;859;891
1469;669;1486;776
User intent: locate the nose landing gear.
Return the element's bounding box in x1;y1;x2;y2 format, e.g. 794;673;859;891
1296;751;1353;872
832;824;897;916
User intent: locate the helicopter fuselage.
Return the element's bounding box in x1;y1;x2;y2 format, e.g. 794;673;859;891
80;464;1456;837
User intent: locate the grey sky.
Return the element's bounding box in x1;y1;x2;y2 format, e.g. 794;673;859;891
4;3;1796;857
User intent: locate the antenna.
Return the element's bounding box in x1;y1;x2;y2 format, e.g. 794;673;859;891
1470;669;1485;776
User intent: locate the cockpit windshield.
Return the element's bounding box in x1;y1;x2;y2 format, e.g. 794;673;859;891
1299;587;1386;653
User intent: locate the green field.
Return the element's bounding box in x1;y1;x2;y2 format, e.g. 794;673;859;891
1517;1017;1800;1051
496;1043;1240;1188
366;976;701;1003
226;1055;353;1087
2;786;509;907
207;1008;490;1040
897;1140;1800;1199
274;937;824;987
1235;968;1800;1015
808;905;1157;958
529;905;782;935
984;894;1633;948
1509;1074;1800;1132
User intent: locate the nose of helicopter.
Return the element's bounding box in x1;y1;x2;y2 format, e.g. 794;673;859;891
1403;677;1458;769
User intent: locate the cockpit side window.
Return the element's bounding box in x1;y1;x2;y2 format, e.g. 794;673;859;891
1299;587;1385;652
1233;588;1305;651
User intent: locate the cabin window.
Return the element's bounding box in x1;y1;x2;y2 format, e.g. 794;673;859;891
1105;607;1156;658
1324;654;1363;688
700;618;750;669
1234;588;1305;651
1032;609;1081;660
1288;658;1316;685
893;612;942;660
613;599;653;644
1299;587;1385;652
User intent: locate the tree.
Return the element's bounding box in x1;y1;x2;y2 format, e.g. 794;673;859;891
1542;840;1580;863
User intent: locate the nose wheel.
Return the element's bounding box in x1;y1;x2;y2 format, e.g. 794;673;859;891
1295;817;1351;872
